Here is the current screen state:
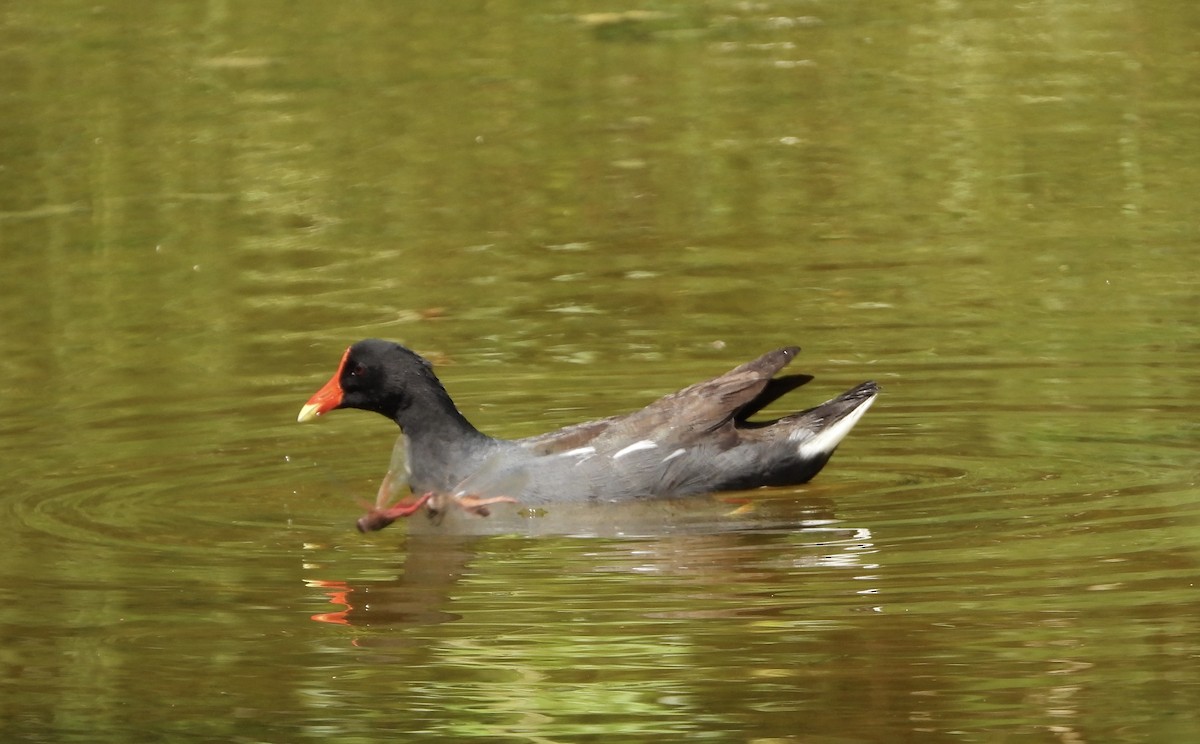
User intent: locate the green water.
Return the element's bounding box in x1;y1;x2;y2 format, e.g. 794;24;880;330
1;1;1198;742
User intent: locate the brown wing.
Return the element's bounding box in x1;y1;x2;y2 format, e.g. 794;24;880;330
518;414;623;456
517;347;802;455
660;346;800;424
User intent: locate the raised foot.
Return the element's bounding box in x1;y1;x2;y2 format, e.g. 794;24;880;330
356;492;434;533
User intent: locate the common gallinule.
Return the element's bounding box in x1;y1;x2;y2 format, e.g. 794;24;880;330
298;340;878;523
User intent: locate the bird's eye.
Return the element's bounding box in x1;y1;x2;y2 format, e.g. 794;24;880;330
350;363;366;377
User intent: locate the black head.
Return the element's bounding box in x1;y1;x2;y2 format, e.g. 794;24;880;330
297;339;437;423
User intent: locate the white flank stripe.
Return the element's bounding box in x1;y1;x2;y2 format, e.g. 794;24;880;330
612;440;658;460
798;395;877;460
560;446;597;458
662;447;687;462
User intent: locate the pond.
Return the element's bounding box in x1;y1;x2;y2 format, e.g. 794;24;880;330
1;1;1198;742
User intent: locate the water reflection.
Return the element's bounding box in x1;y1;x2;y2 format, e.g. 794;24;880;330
305;497;873;628
296;503;894;738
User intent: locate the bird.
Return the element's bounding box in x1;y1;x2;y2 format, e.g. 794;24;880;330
298;339;878;523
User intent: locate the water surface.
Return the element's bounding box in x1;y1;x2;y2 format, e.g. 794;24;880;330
1;1;1198;742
